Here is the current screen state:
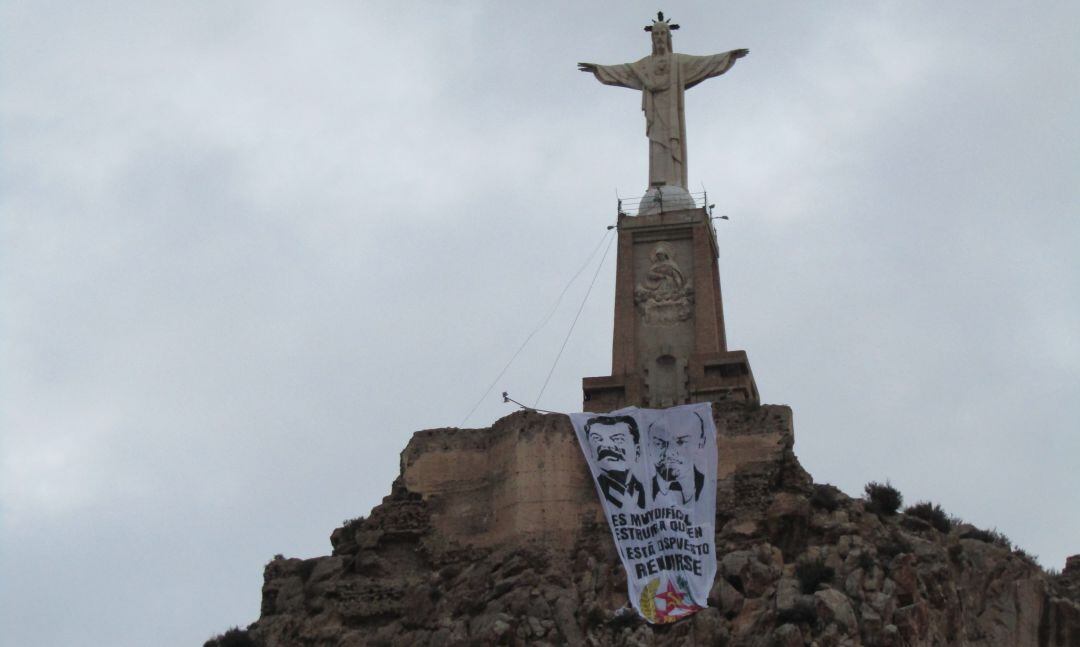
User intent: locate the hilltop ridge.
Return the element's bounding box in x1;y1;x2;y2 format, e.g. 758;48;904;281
212;403;1080;646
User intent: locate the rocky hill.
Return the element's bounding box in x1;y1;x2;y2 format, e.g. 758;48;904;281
211;403;1080;646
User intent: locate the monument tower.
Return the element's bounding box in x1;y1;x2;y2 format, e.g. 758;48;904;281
579;12;758;412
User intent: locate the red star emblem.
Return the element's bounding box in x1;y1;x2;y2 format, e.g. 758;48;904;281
653;579;701;623
656;580;686;609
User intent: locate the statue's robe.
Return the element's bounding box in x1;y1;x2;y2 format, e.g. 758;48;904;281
588;51;741;190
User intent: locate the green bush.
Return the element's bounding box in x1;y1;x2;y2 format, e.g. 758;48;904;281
864;481;903;516
341;516;366;531
961;527;1012;549
905;501;952;533
810;484;840;512
1013;548;1038;563
795;558;834;594
204;627;257;647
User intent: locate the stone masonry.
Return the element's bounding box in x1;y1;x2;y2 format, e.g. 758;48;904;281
228;402;1080;647
583;208;757;412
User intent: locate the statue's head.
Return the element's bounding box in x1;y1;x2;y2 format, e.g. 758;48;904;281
644;11;679;54
651;242;675;264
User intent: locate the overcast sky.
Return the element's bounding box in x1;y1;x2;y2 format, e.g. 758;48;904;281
2;2;1078;645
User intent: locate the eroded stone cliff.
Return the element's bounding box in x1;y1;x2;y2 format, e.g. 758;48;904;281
227;404;1080;646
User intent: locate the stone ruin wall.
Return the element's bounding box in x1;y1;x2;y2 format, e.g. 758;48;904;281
240;403;1080;647
399;404;799;549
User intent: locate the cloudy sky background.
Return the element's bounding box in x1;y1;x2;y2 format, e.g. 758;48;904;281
2;1;1077;644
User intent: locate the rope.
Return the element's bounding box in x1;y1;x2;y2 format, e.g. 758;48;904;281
534;230;616;408
458;228;613;427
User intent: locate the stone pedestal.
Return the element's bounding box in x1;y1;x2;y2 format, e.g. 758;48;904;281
583;207;758;412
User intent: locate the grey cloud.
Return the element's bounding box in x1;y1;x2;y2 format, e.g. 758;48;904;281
2;2;1077;645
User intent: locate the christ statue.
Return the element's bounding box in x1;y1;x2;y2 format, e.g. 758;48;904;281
578;12;748;197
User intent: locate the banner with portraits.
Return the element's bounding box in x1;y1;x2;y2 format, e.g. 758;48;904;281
569;403;717;624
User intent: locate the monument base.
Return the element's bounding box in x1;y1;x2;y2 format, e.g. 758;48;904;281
637;185;696;215
582;349;758;413
582;205;759;413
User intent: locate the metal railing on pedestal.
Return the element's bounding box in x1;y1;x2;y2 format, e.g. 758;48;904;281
616;190;710;217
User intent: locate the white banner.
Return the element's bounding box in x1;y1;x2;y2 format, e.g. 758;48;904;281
570;403;717;624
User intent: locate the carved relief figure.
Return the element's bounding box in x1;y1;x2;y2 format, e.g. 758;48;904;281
635;242;694;326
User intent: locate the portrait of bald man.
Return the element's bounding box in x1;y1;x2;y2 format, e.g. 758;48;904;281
648;410;707;505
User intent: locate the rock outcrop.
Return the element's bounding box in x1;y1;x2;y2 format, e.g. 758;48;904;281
223;403;1080;646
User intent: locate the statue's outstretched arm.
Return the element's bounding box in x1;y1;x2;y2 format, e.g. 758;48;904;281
680;49;749;89
577;61;643;90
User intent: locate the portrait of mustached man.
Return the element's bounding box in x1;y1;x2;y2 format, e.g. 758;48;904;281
649;411;707;505
584;416;647;510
